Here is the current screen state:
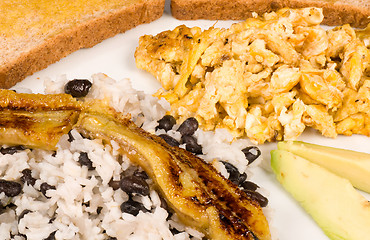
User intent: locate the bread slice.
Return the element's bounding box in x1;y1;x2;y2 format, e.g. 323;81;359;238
0;0;165;89
171;0;370;28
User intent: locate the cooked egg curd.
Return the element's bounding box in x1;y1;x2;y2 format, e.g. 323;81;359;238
135;8;370;144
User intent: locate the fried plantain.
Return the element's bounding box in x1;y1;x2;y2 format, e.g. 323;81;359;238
0;89;82;150
0;92;271;239
75;101;271;240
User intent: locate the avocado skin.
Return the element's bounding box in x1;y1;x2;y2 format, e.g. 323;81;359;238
271;149;370;240
278;141;370;193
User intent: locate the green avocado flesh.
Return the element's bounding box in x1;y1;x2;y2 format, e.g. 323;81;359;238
271;149;370;240
277;141;370;193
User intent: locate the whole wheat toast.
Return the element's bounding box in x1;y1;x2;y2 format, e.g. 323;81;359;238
171;0;370;28
0;0;165;89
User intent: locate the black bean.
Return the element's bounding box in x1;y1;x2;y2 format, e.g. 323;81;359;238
159;196;170;212
17;233;27;239
6;203;16;209
0;202;4;215
241;146;261;164
20;169;36;186
181;135;202;154
240;181;259;191
64;79;92;98
67;131;75;142
40;182;56;198
120;199;147;216
49;217;56;223
18;209;32;223
177;117;198;136
221;161;241;185
82;201;90;208
0;179;22;197
243;189;268;207
78;152;95;170
43;231;56;240
0;145;25;155
170;228;181;235
108;179;121;190
156;115;176;131
133;170;148;180
5;202;17;210
120;175;150;196
68;131;85;142
158;134;180;147
237;172;248;186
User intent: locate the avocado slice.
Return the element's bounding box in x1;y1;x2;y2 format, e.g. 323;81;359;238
271;149;370;240
278;141;370;193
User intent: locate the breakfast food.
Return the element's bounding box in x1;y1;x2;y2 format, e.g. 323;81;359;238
271;149;370;240
278;141;370;193
0;0;165;89
75;101;271;240
0;89;82;150
171;0;370;28
0;74;270;239
135;7;370;144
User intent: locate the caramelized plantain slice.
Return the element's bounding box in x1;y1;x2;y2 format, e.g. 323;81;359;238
0;89;82;150
0;90;271;239
74;101;271;240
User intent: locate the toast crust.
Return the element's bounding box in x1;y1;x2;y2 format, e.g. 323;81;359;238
171;0;370;28
0;0;165;89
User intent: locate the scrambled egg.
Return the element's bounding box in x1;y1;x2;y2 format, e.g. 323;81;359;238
135;8;370;144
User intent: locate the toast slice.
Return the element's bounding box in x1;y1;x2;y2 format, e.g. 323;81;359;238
171;0;370;28
0;0;165;89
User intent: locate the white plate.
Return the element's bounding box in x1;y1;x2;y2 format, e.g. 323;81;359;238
15;2;370;239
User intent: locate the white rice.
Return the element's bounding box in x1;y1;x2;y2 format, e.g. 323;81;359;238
0;73;264;240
